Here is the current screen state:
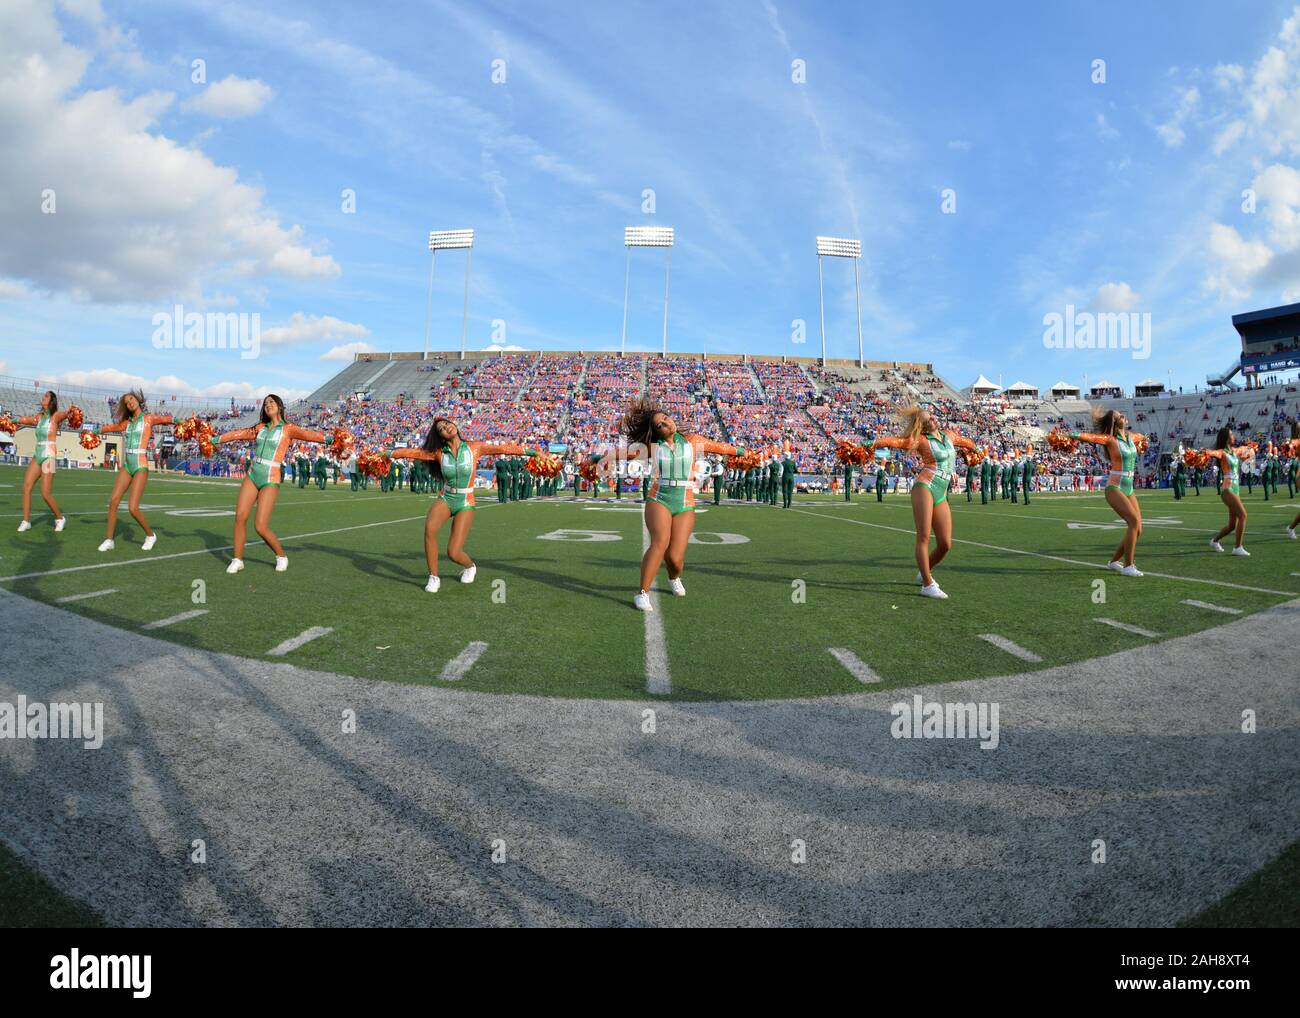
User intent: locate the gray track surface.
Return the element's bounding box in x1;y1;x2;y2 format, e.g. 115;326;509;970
1;586;1297;927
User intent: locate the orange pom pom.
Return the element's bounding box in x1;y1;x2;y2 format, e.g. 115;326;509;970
0;415;15;435
329;427;354;459
65;405;84;430
79;430;101;450
1046;429;1077;454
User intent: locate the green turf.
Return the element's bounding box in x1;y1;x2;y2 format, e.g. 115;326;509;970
0;840;102;927
1;464;1297;700
1180;838;1300;928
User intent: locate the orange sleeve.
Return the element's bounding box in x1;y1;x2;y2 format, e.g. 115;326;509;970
474;441;526;458
286;425;327;444
1202;449;1225;468
872;436;918;451
1235;445;1256;461
391;448;438;461
685;434;738;457
1072;432;1111;446
147;414;174;426
98;420;128;434
16;415;39;427
214;427;258;445
946;431;977;452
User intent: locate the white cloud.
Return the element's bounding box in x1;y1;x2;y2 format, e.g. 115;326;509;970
44;366;308;403
482;343;527;352
182;74;273;118
1201;223;1272;299
1096;113;1119;140
947;139;971;151
260;312;369;348
321;341;375;362
1154;86;1199;147
1213;63;1245;90
1093;282;1142;312
0;1;338;303
0;279;28;299
1212;119;1246;155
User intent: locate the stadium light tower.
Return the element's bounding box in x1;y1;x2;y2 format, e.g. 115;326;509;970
424;229;475;361
815;236;864;367
621;226;675;357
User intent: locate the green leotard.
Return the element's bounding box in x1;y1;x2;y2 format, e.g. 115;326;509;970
1107;434;1137;496
438;442;478;515
248;423;286;489
34;413;56;465
121;414;150;475
917;431;957;505
1221;450;1240;496
649;433;697;516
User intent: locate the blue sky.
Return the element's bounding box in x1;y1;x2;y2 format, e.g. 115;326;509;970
3;0;1300;401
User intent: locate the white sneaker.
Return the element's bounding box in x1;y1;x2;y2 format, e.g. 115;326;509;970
16;520;31;532
141;534;156;551
920;582;948;599
668;577;686;596
459;564;477;584
53;517;65;532
275;556;288;572
634;591;653;612
1106;560;1123;572
425;574;441;593
1209;539;1224;552
97;539;115;552
1231;546;1250;557
1121;565;1143;577
1286;528;1295;540
226;558;244;574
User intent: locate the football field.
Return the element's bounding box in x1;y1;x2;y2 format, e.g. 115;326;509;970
2;464;1297;700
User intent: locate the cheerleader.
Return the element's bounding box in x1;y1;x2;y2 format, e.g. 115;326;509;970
95;389;171;551
390;417;539;592
621;397;746;612
15;390;70;533
1062;410;1147;576
1286;424;1299;539
1189;427;1257;555
868;405;980;599
210;395;342;573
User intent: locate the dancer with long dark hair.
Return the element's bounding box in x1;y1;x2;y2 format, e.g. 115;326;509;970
95;389;172;551
15;390;71;533
1192;427;1257;556
1062;409;1147;577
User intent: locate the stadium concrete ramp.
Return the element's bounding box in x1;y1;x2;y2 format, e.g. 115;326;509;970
1;587;1296;927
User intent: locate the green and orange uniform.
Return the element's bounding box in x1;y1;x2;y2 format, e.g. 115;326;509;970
97;412;173;475
213;421;331;489
1069;430;1144;497
1200;445;1254;497
648;433;741;515
870;429;978;505
18;409;71;469
393;440;537;515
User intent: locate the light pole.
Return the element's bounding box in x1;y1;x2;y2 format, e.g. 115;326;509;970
815;235;864;367
425;229;475;360
622;226;675;357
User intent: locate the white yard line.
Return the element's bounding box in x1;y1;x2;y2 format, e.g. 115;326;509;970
1181;599;1242;615
267;626;334;657
0;513;435;582
641;522;671;695
141;609;209;630
977;634;1043;662
786;507;1299;598
55;588;117;603
827;647;882;683
438;641;489;682
1094;618;1160;638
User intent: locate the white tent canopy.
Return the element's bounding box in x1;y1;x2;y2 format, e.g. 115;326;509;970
967;374;1000;393
1004;380;1039;396
1049;380;1081;396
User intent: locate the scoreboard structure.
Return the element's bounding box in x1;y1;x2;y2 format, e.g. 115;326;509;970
1233;301;1300;376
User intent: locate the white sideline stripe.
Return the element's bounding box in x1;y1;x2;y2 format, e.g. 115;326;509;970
142;609;209;630
55;588;117;603
1181;599;1242;615
439;641;488;682
786;508;1299;598
0;513;436;582
827;647;881;683
977;633;1043;662
1094;618;1159;638
267;626;334;656
642;523;671;695
0;492;418;519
